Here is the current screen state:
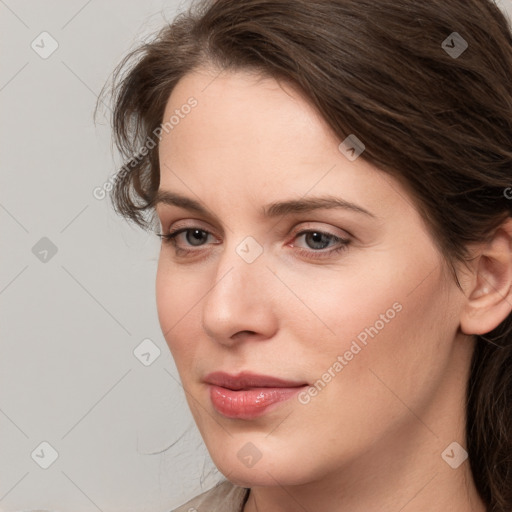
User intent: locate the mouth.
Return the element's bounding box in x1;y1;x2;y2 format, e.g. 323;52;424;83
204;371;309;419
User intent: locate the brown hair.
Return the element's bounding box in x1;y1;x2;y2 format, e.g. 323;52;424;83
97;1;512;510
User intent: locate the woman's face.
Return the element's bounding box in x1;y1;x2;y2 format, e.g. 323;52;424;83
155;67;471;487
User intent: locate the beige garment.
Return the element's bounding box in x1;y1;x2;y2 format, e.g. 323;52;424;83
172;479;250;512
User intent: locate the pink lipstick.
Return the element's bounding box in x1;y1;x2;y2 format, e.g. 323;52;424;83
204;371;308;419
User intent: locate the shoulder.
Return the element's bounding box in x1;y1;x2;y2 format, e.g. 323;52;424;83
171;479;250;512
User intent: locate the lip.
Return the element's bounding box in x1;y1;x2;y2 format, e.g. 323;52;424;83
204;371;308;419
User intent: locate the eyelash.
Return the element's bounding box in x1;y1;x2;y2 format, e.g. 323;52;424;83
156;226;350;260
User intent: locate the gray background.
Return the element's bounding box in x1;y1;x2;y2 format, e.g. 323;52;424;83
1;1;511;511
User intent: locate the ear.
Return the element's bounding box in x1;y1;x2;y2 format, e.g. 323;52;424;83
460;217;512;336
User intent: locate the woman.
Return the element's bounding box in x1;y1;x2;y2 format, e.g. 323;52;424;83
99;0;512;510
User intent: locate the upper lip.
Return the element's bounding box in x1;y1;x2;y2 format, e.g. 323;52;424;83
204;371;308;390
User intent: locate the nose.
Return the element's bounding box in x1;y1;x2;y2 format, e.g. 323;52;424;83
201;237;279;347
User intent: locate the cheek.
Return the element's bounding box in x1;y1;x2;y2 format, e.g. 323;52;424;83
155;260;200;357
155;262;174;338
284;262;456;466
306;256;454;415
284;243;450;381
274;256;408;352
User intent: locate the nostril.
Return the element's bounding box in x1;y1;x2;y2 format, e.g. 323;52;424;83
233;330;257;339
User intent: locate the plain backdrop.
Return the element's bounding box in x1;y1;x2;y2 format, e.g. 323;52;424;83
1;1;511;511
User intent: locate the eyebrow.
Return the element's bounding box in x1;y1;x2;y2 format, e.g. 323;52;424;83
153;190;376;219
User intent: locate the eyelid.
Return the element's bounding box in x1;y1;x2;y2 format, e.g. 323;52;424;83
162;219;219;236
288;222;351;241
162;220;350;243
158;220;353;261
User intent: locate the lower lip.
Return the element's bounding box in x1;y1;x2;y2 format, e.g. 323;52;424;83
208;385;306;419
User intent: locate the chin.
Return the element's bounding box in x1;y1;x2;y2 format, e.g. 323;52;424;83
209;444;321;488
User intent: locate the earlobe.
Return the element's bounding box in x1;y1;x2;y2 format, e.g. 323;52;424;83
460;218;512;336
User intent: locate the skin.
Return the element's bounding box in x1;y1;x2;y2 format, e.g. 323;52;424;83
155;66;512;512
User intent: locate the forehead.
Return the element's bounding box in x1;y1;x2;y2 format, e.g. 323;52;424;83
156;67;415;227
159;67;336;164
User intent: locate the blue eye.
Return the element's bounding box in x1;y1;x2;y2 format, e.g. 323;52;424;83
295;230;342;250
157;227;214;256
173;228;209;246
157;227;350;260
292;230;350;259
